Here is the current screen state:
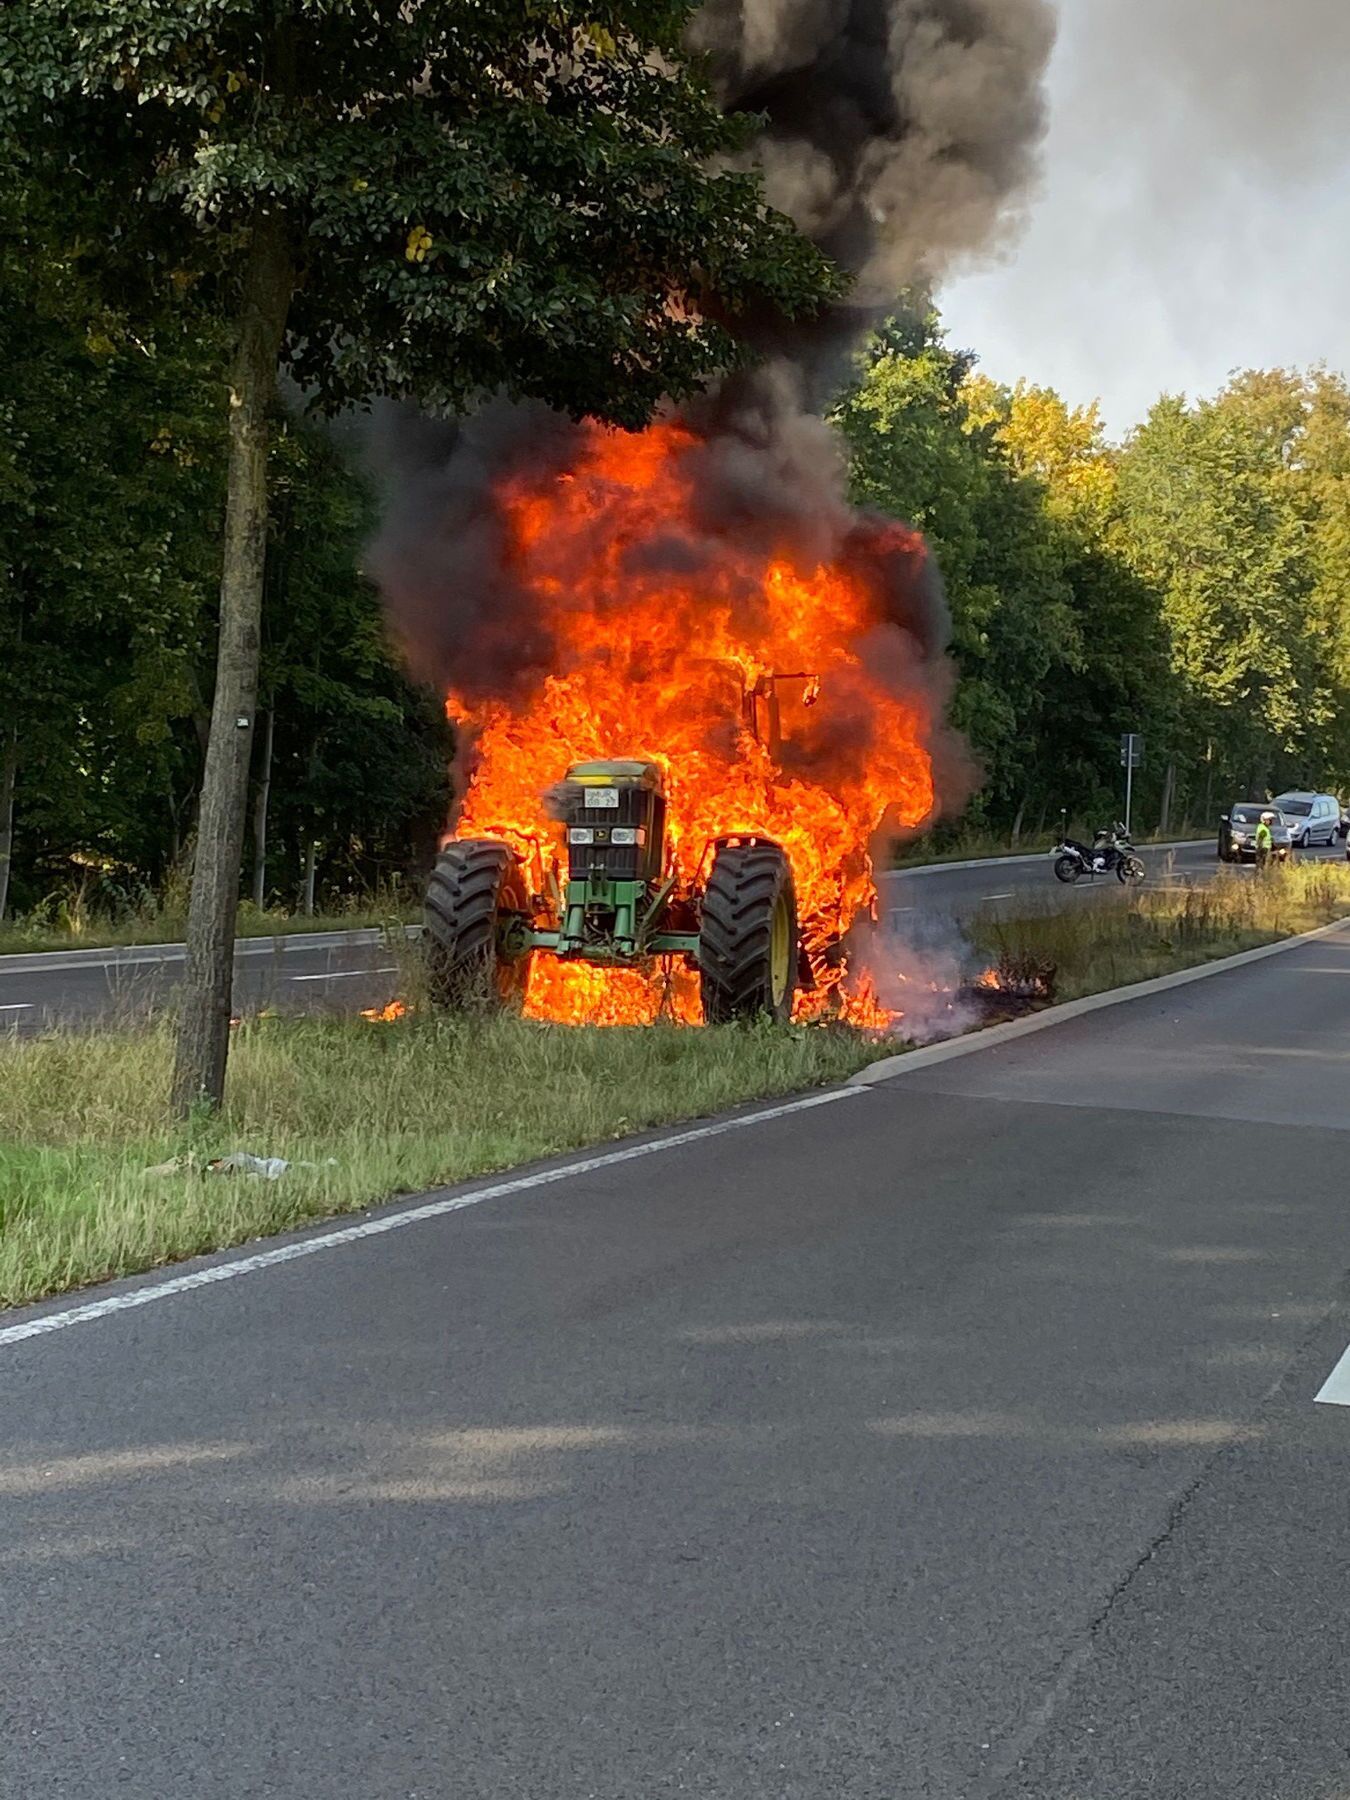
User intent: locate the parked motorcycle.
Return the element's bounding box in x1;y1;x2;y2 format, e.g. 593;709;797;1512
1052;823;1145;885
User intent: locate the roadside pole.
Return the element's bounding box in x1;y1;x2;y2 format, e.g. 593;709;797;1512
1121;733;1143;835
1126;751;1134;836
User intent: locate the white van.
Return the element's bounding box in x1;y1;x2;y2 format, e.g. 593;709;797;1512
1271;791;1343;848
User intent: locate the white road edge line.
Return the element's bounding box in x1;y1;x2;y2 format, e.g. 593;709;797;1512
1314;1344;1350;1406
851;914;1350;1086
0;1003;33;1012
0;1087;862;1351
287;966;398;983
981;892;1014;901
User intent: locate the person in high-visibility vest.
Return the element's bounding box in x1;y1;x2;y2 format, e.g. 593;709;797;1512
1254;810;1275;870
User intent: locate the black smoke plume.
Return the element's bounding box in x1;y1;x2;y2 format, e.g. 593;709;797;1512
368;0;1055;825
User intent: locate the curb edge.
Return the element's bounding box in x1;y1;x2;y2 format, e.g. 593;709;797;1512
849;914;1350;1086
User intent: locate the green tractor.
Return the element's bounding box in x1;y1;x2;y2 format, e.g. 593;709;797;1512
424;758;808;1023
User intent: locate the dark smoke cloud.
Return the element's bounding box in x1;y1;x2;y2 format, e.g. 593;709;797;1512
946;1;1350;433
369;0;1055;825
692;0;1055;310
369;380;951;698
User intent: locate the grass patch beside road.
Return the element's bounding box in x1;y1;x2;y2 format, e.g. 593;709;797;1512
0;1015;882;1310
970;862;1350;1001
0;892;417;957
4;863;1347;1314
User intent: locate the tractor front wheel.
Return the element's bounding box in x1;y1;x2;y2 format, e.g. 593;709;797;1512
424;840;532;1012
698;839;798;1025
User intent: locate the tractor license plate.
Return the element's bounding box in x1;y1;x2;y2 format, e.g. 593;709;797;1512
587;788;619;808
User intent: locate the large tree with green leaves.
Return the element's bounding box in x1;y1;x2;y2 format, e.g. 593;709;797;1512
1;0;833;1110
1117;377;1327;808
836;313;1086;830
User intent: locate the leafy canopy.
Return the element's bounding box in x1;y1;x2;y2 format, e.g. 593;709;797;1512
1;0;836;423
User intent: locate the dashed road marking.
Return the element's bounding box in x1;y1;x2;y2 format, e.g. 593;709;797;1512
287;966;398;983
1315;1344;1350;1406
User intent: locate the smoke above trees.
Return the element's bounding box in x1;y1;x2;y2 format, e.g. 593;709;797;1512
369;0;1056;819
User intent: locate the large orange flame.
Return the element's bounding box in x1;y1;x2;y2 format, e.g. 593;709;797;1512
447;418;940;1025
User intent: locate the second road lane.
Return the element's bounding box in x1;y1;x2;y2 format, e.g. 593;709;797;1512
5;837;1338;1032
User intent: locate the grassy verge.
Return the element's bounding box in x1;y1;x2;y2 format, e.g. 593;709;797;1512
969;861;1350;1001
0;1016;885;1309
0;895;418;957
4;863;1347;1313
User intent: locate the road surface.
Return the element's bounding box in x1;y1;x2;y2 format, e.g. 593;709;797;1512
3;924;1350;1797
6;838;1338;1033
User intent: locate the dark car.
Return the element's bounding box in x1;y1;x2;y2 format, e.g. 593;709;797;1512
1218;803;1293;863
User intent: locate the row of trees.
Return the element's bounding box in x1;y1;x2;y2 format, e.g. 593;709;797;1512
1;0;833;1108
0;211;451;925
6;293;1348;918
7;277;1346;918
837;311;1350;838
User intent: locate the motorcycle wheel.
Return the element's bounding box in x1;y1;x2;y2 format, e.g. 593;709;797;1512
1117;855;1145;884
1054;855;1082;884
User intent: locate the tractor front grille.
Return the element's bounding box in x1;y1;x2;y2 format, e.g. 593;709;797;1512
559;777;664;885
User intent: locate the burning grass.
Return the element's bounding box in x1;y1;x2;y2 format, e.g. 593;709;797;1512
969;862;1350;1002
0;1012;886;1309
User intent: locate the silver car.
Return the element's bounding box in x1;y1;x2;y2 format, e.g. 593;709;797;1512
1271;791;1343;848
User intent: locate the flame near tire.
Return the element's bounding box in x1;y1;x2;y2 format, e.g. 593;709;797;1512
444;418;949;1027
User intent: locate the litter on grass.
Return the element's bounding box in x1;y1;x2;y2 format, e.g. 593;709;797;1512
141;1152;338;1179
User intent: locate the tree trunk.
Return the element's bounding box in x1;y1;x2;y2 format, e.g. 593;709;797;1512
0;723;16;924
1159;759;1176;836
251;705;275;909
171;214;293;1117
302;837;319;917
1009;796;1027;847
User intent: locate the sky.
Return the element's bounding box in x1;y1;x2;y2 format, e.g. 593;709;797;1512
937;0;1350;439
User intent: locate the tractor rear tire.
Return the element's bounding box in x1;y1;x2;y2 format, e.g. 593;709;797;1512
424;840;531;1012
698;840;798;1025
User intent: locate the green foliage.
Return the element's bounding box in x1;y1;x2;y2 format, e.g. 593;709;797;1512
0;0;837;938
0;0;836;426
0;192;449;913
839;312;1350;840
1116;370;1349;807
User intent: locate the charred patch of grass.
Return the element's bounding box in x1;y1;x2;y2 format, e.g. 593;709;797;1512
970;863;1350;1002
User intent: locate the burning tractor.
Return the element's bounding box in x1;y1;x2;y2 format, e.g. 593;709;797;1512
424;757;808;1024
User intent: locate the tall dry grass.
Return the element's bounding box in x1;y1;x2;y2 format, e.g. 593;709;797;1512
971;862;1350;1001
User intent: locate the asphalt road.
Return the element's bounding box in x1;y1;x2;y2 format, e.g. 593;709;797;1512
0;927;406;1034
5;838;1342;1033
4;925;1350;1797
